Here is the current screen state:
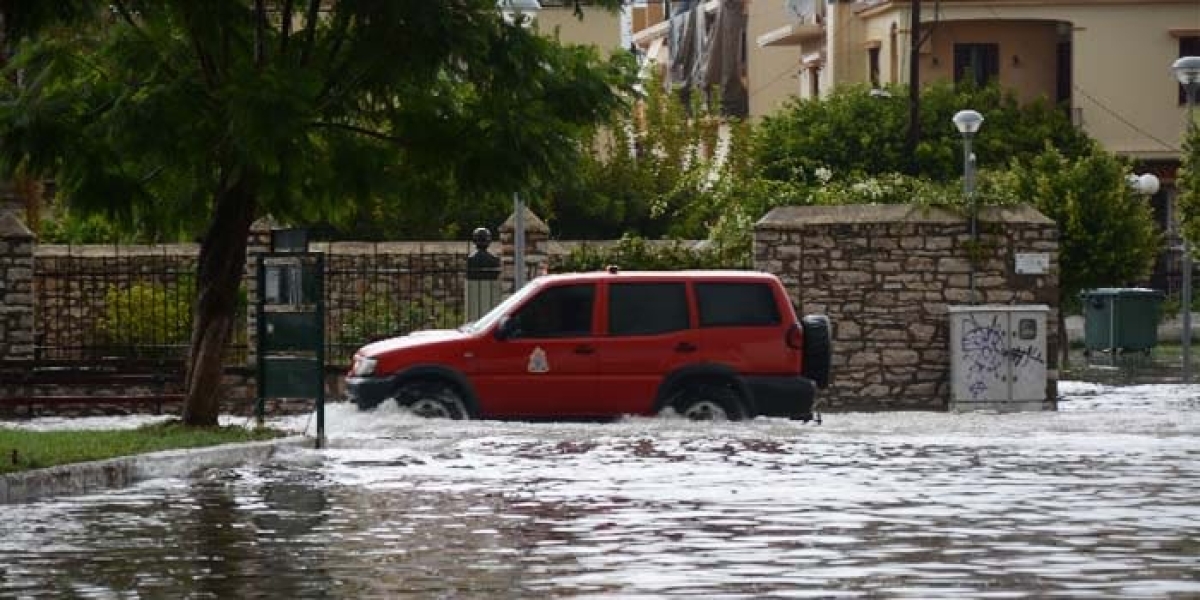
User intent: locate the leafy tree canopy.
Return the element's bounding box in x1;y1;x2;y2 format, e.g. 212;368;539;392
543;69;728;240
997;146;1160;301
752;82;1090;185
0;0;633;425
1176;117;1200;249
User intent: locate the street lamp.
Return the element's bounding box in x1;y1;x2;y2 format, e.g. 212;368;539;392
1172;56;1199;382
953;109;984;303
1127;173;1161;196
498;0;541;290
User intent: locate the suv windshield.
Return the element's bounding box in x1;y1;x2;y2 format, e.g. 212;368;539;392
461;280;544;334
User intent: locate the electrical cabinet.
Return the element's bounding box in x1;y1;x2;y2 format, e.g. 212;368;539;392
949;305;1050;412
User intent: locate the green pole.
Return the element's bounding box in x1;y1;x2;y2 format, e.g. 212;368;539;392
255;256;266;428
315;253;326;449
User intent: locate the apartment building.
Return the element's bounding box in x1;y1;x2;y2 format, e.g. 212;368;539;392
632;0;1199;290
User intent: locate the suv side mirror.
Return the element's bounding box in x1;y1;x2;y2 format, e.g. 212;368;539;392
495;315;518;341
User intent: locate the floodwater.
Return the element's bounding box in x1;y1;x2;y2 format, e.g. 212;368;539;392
2;381;1199;599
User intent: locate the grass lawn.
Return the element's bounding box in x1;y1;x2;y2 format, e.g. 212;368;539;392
0;421;285;475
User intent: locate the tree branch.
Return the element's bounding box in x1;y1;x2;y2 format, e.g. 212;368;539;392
316;10;356;103
177;6;220;90
111;1;143;35
298;0;321;66
279;0;294;59
253;0;266;69
309;121;408;146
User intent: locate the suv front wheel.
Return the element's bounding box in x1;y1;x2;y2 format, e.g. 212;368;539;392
393;381;470;420
669;382;747;421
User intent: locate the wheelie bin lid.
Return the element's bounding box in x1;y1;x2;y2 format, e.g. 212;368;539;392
1079;288;1165;298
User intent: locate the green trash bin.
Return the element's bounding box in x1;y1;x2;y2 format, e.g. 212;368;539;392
1080;288;1165;352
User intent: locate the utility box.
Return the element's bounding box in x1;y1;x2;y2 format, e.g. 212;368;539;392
949;305;1050;412
1080;288;1164;353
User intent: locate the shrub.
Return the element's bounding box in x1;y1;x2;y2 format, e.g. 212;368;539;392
555;234;748;272
340;292;463;344
96;280;194;358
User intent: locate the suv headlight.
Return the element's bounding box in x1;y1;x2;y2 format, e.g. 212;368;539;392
350;355;377;377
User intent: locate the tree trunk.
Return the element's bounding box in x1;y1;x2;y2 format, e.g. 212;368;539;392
183;175;257;426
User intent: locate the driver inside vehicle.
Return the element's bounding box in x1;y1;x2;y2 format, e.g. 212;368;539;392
512;285;593;338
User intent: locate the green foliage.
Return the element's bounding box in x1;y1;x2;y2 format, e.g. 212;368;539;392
97;279;195;357
0;1;635;249
340;292;464;344
38;210;133;244
0;421;282;475
753;82;1089;185
546;70;736;240
1177;119;1200;249
1001;146;1160;301
555;234;748;272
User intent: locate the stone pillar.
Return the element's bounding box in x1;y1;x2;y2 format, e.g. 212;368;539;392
498;206;550;292
0;211;35;362
465;228;502;321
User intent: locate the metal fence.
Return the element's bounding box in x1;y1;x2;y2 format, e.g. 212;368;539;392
31;244;469;369
322;244;469;366
32;246;202;362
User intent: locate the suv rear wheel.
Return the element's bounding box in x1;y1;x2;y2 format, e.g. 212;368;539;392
669;382;746;421
393;381;470;420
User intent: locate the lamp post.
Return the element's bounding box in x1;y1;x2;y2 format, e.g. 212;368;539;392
952;109;984;304
499;0;541;290
1173;56;1199;382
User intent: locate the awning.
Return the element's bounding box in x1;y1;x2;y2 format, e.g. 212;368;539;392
756;22;824;48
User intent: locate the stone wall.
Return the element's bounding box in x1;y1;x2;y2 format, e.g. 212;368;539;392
754;204;1060;411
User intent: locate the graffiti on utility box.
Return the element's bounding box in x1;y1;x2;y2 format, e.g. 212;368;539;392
960;313;1045;401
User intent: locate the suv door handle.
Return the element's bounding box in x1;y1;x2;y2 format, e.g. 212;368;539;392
675;342;697;353
574;345;595;355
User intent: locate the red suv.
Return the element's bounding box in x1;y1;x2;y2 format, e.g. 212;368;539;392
345;269;831;421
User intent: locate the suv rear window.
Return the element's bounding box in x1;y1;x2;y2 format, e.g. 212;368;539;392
608;282;689;336
696;282;781;327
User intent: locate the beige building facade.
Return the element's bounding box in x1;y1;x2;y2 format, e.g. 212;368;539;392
629;0;1198;160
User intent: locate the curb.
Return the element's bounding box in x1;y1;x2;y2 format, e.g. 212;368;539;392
0;436;311;504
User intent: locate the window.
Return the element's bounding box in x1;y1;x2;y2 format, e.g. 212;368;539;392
608;283;689;336
953;43;999;88
868;46;881;89
1056;40;1071;107
512;284;595;338
696;283;781;327
1181;37;1200;105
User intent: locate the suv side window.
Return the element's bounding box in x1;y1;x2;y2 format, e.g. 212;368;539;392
608;282;689;336
512;284;595;338
696;282;781;327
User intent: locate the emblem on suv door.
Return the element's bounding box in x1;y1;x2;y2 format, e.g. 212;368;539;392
528;347;550;373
